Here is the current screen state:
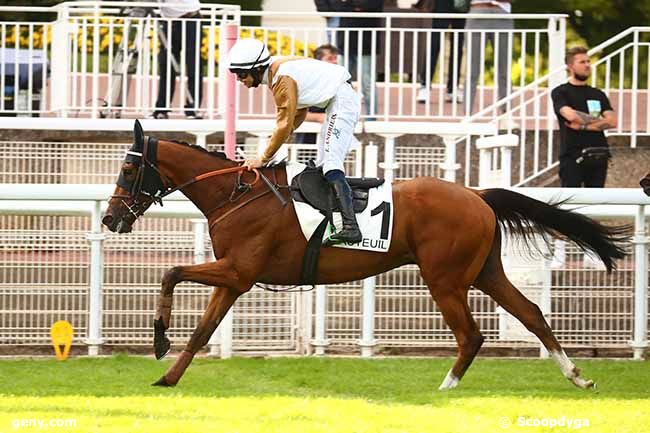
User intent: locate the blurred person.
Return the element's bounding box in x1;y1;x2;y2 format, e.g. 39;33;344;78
336;0;383;118
463;0;512;114
295;44;340;145
151;0;205;119
551;46;616;187
314;0;344;44
228;39;363;245
413;0;466;104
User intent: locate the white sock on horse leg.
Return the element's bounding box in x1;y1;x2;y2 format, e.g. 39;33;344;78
550;349;594;389
438;369;460;390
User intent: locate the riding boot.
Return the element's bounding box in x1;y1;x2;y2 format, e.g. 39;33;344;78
323;170;363;246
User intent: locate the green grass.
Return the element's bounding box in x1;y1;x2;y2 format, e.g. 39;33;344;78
0;355;648;433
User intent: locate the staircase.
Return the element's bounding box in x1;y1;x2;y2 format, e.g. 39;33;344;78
460;26;650;188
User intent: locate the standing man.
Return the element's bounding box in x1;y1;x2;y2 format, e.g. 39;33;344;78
413;0;466;104
551;46;617;188
314;0;344;44
336;0;383;118
151;0;204;119
228;39;362;245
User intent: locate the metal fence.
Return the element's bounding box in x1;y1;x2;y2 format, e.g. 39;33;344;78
462;27;650;187
0;2;568;121
0;137;648;357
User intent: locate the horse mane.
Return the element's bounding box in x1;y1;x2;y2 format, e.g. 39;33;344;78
163;139;288;169
165;139;231;161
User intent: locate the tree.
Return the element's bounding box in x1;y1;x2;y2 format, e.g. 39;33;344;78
513;0;650;48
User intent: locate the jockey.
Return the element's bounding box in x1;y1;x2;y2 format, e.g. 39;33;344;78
227;38;363;246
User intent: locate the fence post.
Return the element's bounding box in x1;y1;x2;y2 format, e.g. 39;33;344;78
219;309;234;359
547;16;566;157
440;136;461;183
500;146;513;187
365;141;378;176
478;148;491;187
85;201;105;356
632;205;648;359
475;134;518;187
359;278;377;357
631;30;639;149
383;16;392;121
299;287;314;355
358;143;379;357
539;256;552;359
51;5;70;116
90;3;100;119
207;7;217;119
547;17;566;92
378;134;400;184
222;22;239;159
312;284;329;355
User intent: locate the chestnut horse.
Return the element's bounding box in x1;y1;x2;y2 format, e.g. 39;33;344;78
103;121;627;389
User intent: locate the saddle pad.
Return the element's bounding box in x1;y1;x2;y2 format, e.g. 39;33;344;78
286;163;394;252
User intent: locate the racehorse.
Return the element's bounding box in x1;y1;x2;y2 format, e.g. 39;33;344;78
103;121;628;390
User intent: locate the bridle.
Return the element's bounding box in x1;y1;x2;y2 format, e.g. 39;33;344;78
111;136;261;224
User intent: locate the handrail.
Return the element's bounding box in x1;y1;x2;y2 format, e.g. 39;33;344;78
0;6;55;12
468;26;650;122
2;184;650;206
55;1;240;10
242;11;567;20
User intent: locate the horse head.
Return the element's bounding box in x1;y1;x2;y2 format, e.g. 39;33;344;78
103;120;168;233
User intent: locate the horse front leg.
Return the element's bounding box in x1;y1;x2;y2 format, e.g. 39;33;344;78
153;285;242;387
153;259;244;360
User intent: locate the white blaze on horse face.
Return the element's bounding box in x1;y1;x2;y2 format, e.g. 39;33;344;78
438;369;459;390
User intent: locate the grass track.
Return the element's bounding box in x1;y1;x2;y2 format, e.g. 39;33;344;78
0;355;648;433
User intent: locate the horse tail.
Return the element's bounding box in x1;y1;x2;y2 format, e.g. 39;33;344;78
478;188;629;272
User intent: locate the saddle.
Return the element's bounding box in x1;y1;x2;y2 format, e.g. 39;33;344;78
290;165;384;215
291;165;385;287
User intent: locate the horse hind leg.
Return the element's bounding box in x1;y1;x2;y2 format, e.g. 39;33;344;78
474;231;595;389
421;274;485;390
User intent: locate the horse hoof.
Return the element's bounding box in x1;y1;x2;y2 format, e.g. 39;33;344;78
154;337;171;360
571;376;595;389
152;376;175;387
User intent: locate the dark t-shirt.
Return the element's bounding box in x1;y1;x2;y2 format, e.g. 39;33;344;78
551;82;613;159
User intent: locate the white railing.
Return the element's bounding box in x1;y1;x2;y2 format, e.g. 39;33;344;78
51;1;239;119
0;185;648;358
236;10;566;121
467;27;650;187
0;2;566;121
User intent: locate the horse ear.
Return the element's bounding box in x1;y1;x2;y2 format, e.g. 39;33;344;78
134;119;144;149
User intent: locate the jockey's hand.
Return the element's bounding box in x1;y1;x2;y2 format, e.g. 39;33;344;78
243;158;264;170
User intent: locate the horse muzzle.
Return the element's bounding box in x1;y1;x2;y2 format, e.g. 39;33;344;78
102;213;133;233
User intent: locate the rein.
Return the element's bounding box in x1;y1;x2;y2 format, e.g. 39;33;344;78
161;166;261;200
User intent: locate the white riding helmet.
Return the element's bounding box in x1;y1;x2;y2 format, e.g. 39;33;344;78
227;38;271;71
